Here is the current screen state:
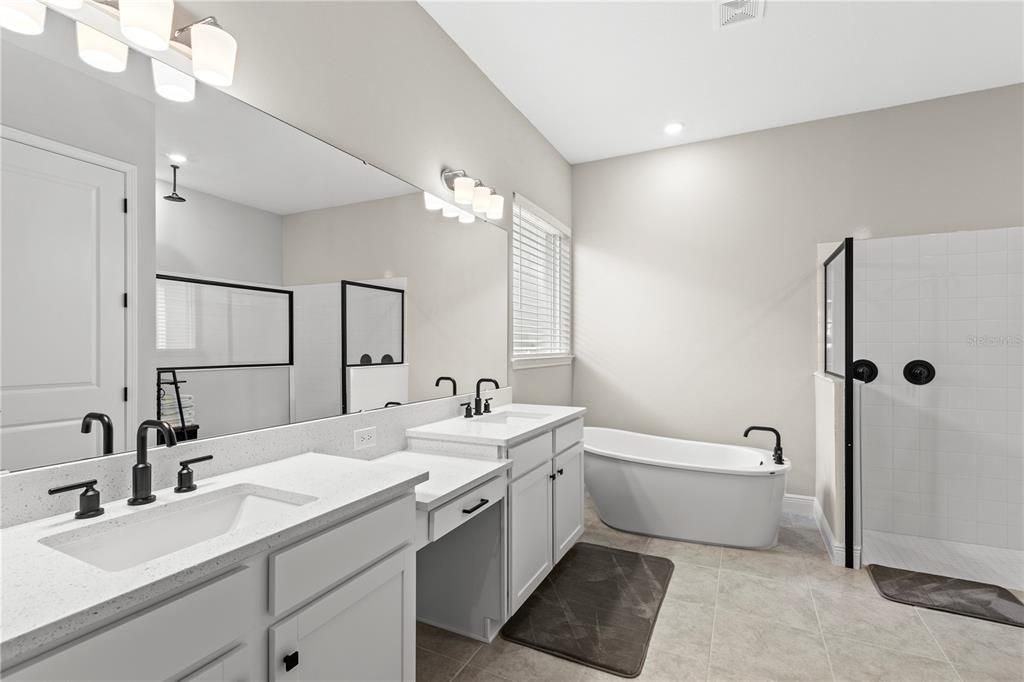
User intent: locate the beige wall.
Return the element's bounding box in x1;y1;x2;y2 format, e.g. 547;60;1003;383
181;1;573;403
571;85;1024;496
283;192;508;404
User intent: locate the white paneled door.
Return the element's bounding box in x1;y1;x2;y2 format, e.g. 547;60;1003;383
1;137;127;470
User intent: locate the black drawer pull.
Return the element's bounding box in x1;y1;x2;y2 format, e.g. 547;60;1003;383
283;650;299;671
557;468;564;476
462;498;489;515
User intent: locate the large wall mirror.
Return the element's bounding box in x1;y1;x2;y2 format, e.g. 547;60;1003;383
0;13;508;472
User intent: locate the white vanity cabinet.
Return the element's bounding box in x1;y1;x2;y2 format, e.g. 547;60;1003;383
552;443;584;563
405;405;587;621
6;567;260;682
505;419;586;614
268;550;415;681
4;493;418;682
180;645;250;681
509;461;554;609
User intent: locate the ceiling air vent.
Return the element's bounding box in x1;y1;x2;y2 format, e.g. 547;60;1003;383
714;0;765;29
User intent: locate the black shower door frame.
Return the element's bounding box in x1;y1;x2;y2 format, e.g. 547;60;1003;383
823;238;855;569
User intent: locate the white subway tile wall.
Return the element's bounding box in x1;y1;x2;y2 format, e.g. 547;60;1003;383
854;227;1024;550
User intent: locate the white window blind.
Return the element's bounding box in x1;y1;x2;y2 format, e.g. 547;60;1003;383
156;278;196;351
512;195;571;358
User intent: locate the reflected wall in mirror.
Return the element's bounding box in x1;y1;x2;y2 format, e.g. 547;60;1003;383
0;13;507;472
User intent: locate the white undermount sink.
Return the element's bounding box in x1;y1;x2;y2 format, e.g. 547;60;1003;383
473;410;550;425
40;484;317;572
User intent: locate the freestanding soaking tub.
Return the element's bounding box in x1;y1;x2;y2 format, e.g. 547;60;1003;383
583;427;790;548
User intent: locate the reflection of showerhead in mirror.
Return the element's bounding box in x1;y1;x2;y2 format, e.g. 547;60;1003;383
163;164;187;202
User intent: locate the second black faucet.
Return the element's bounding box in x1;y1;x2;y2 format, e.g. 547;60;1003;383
474;378;499;416
129;420;177;506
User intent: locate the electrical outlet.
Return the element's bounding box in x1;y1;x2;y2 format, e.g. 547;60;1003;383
354;426;377;450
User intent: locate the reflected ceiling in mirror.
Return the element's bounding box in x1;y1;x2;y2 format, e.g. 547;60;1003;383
0;12;508;473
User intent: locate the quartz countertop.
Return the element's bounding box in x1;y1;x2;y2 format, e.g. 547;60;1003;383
0;452;428;668
375;451;511;511
405;403;586;447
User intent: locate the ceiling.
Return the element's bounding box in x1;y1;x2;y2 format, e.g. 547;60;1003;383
152;84;415;216
10;11;414;215
421;1;1024;164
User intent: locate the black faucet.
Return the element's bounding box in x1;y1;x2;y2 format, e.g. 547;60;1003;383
435;376;458;396
743;426;784;465
81;412;114;455
129;420;176;506
474;378;499;415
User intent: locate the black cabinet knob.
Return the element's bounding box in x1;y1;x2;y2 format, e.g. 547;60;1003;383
557;468;564;476
283;650;299;672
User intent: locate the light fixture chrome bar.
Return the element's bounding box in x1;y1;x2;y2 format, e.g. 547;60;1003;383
173;15;220;39
441;167;499;194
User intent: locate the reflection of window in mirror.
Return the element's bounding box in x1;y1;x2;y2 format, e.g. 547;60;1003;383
156;278;197;351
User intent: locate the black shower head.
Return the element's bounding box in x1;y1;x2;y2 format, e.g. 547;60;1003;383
163;164;186;202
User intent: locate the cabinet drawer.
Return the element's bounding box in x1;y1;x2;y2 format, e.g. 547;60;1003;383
8;567;254;681
430;476;506;542
508;431;553;479
269;495;414;617
554;419;584;454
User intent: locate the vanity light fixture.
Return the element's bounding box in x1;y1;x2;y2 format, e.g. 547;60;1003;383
0;0;47;35
458;210;476;224
486;194;505;220
152;58;195;102
119;0;173;51
453;176;476;205
440;167;505;221
76;22;128;73
472;185;492;213
47;0;82;8
664;122;685;135
175;16;237;87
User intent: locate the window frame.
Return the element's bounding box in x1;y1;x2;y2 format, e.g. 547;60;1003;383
510;194;573;369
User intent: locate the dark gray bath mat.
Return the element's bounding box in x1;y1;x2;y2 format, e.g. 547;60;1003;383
500;542;674;678
867;564;1024;628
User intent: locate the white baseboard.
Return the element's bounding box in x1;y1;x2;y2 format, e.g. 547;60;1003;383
782;493;815;518
811;498;861;568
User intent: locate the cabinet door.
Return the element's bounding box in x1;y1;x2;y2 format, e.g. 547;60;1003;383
179;645;250;681
508;462;553;614
269;549;415;682
553;444;584;563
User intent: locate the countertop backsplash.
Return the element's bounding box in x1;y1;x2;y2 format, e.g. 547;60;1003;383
1;388;513;528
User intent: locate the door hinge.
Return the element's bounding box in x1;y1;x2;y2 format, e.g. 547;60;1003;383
122;198;128;214
123;386;128;402
122;292;128;308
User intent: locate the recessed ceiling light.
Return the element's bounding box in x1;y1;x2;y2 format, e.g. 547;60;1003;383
664;122;685;136
166;153;187;164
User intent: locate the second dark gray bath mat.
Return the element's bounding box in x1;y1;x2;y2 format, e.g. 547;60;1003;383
500;542;674;678
867;564;1024;628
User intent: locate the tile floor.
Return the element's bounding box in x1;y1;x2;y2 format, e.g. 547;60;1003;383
416;499;1024;681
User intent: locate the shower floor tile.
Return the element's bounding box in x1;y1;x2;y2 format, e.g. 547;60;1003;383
863;529;1024;592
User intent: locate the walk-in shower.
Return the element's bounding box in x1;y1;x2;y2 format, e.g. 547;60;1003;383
851;227;1023;591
